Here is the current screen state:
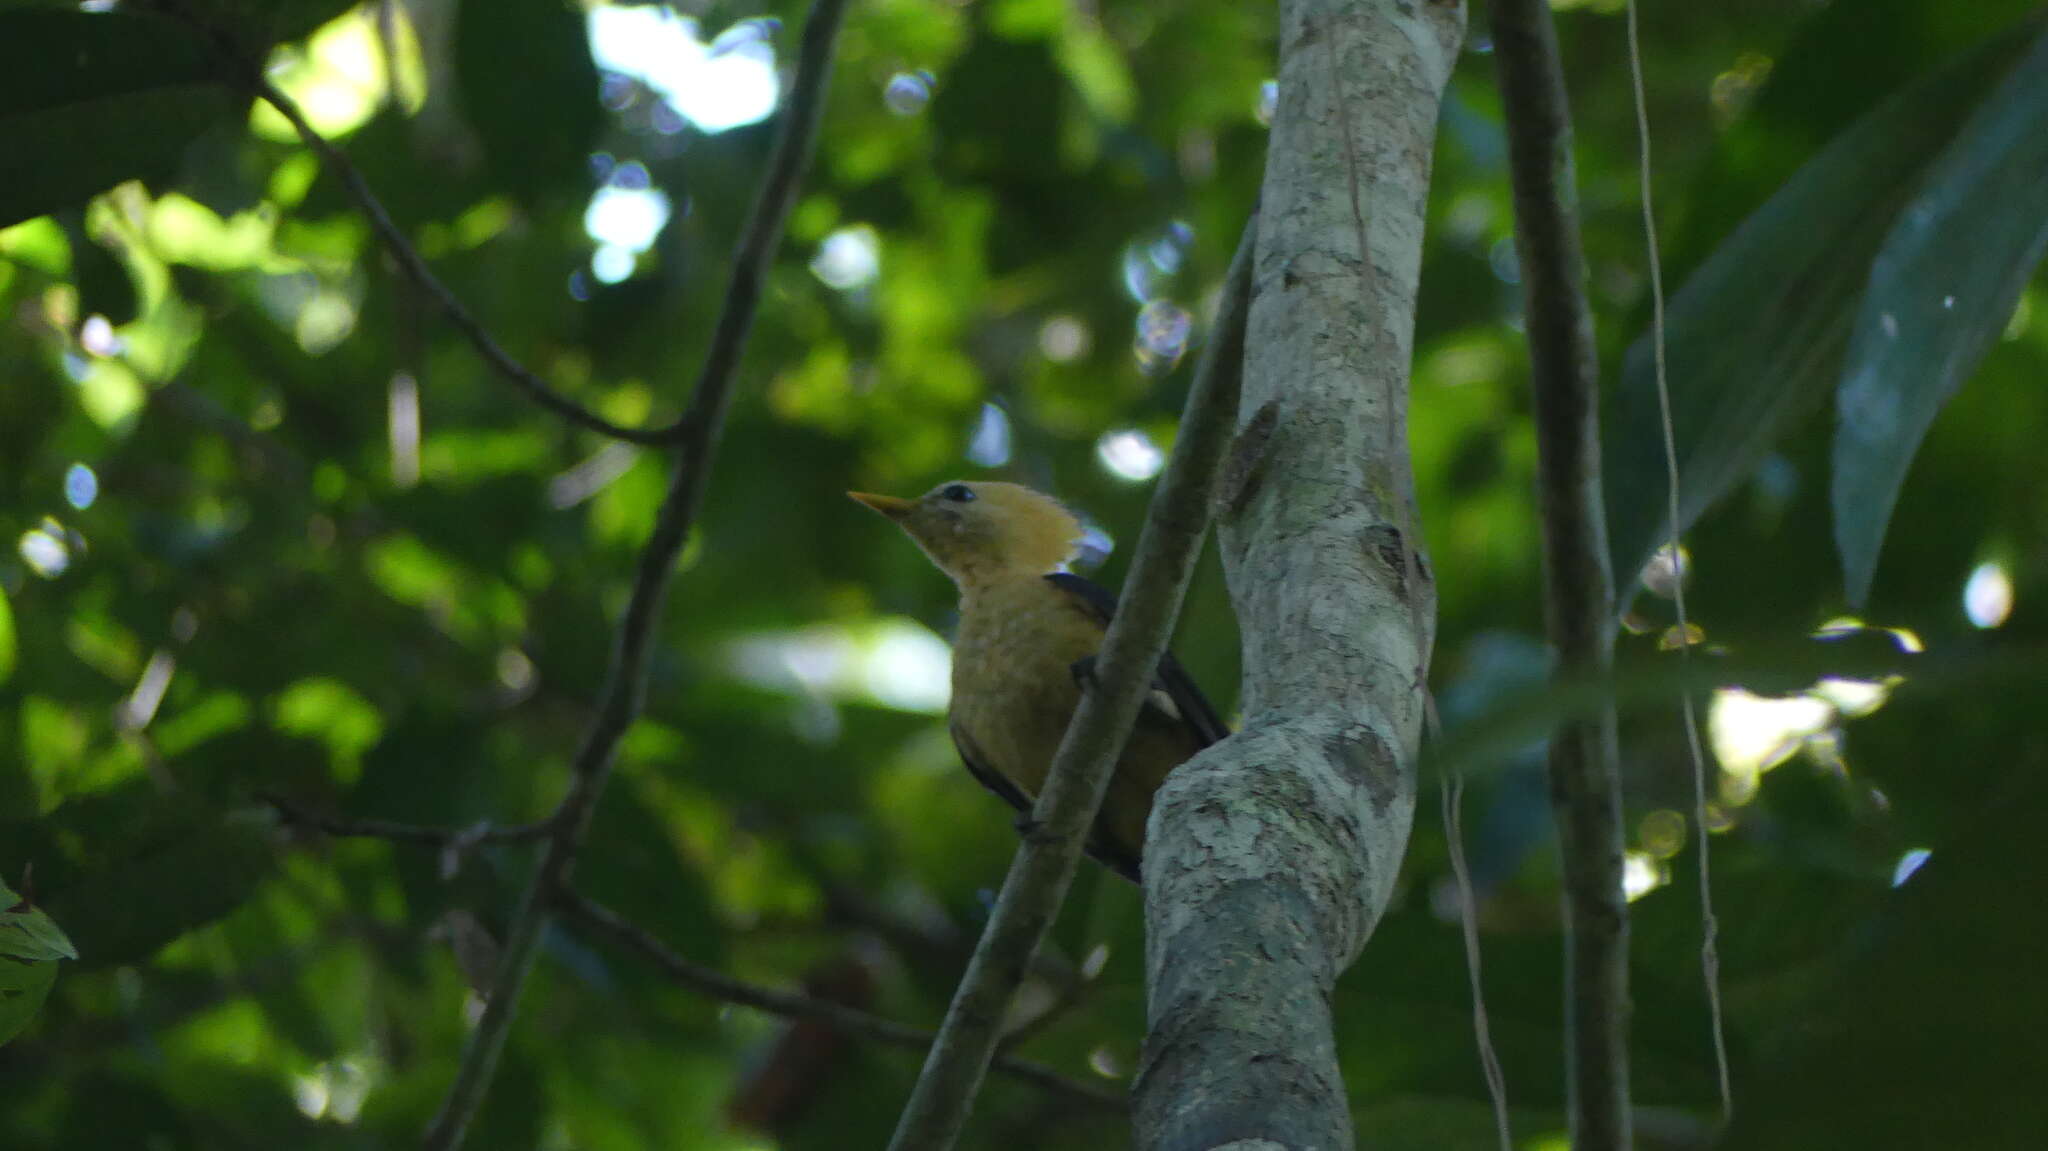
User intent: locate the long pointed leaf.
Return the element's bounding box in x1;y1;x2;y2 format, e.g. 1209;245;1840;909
1604;29;2036;597
1833;28;2048;605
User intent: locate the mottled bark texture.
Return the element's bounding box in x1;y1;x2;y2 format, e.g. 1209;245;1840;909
1133;2;1465;1149
1492;1;1632;1147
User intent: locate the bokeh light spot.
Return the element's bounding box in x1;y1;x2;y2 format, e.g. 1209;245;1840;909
1963;561;2013;628
1622;851;1666;901
64;464;99;510
965;404;1011;468
1639;543;1690;600
79;314;122;357
18;523;70;578
884;70;934;115
810;225;880;291
1097;429;1165;482
1638;809;1687;859
1039;315;1091;363
591;245;637;284
584;184;672;252
1892;847;1932;888
1133;299;1192;373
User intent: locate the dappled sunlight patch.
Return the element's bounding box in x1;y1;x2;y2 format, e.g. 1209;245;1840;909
1709;688;1834;803
364;534;527;642
292;1058;377;1123
1705;618;1920;809
1622;850;1667;901
272;678;384;785
252;6;425;143
145;195;279;272
586;4;780;134
726;617;952;715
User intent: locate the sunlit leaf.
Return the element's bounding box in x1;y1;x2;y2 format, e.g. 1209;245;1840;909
1833;28;2048;604
0;584;14;687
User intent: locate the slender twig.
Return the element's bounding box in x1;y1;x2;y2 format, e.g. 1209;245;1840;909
260;792;556;846
1625;0;1732;1122
884;216;1258;1151
1442;771;1512;1148
156;0;686;445
415;4;852;1148
555;891;1123;1110
1492;1;1631;1146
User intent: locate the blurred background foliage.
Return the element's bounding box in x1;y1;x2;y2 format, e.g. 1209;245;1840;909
1;0;2043;1147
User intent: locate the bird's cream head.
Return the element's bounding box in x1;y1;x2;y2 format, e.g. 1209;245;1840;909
849;481;1084;587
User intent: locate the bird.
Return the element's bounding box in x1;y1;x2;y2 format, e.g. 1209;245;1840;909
848;481;1228;881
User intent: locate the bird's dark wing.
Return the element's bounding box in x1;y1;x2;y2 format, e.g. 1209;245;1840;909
948;719;1033;817
951;715;1141;883
1044;572;1230;747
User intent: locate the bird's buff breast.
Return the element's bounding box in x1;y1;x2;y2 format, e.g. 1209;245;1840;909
949;579;1096;797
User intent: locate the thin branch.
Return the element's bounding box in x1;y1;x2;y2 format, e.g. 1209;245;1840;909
1624;0;1732;1122
555;891;1124;1111
417;2;852;1147
1491;1;1632;1147
1442;771;1512;1149
260;792;555;846
884;215;1259;1151
158;0;687;445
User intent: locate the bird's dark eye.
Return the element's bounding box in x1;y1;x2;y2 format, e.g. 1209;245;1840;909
942;484;976;503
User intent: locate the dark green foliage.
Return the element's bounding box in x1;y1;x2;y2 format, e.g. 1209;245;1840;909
1;0;2044;1147
0;10;242;228
454;0;603;207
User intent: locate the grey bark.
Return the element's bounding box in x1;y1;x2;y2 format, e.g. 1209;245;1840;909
1133;2;1465;1148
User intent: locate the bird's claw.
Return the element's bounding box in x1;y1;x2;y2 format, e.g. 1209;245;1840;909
1069;654;1099;694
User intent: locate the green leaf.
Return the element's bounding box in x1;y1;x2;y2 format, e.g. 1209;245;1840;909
0;10;242;228
1833;28;2048;605
0;583;15;687
454;0;601;207
0;954;59;1048
0;875;72;1050
1603;28;2035;596
0;877;79;963
18;801;278;969
57;208;137;324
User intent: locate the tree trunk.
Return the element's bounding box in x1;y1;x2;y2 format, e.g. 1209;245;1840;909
1133;1;1465;1148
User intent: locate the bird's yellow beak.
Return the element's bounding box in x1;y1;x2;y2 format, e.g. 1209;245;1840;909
847;491;915;520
